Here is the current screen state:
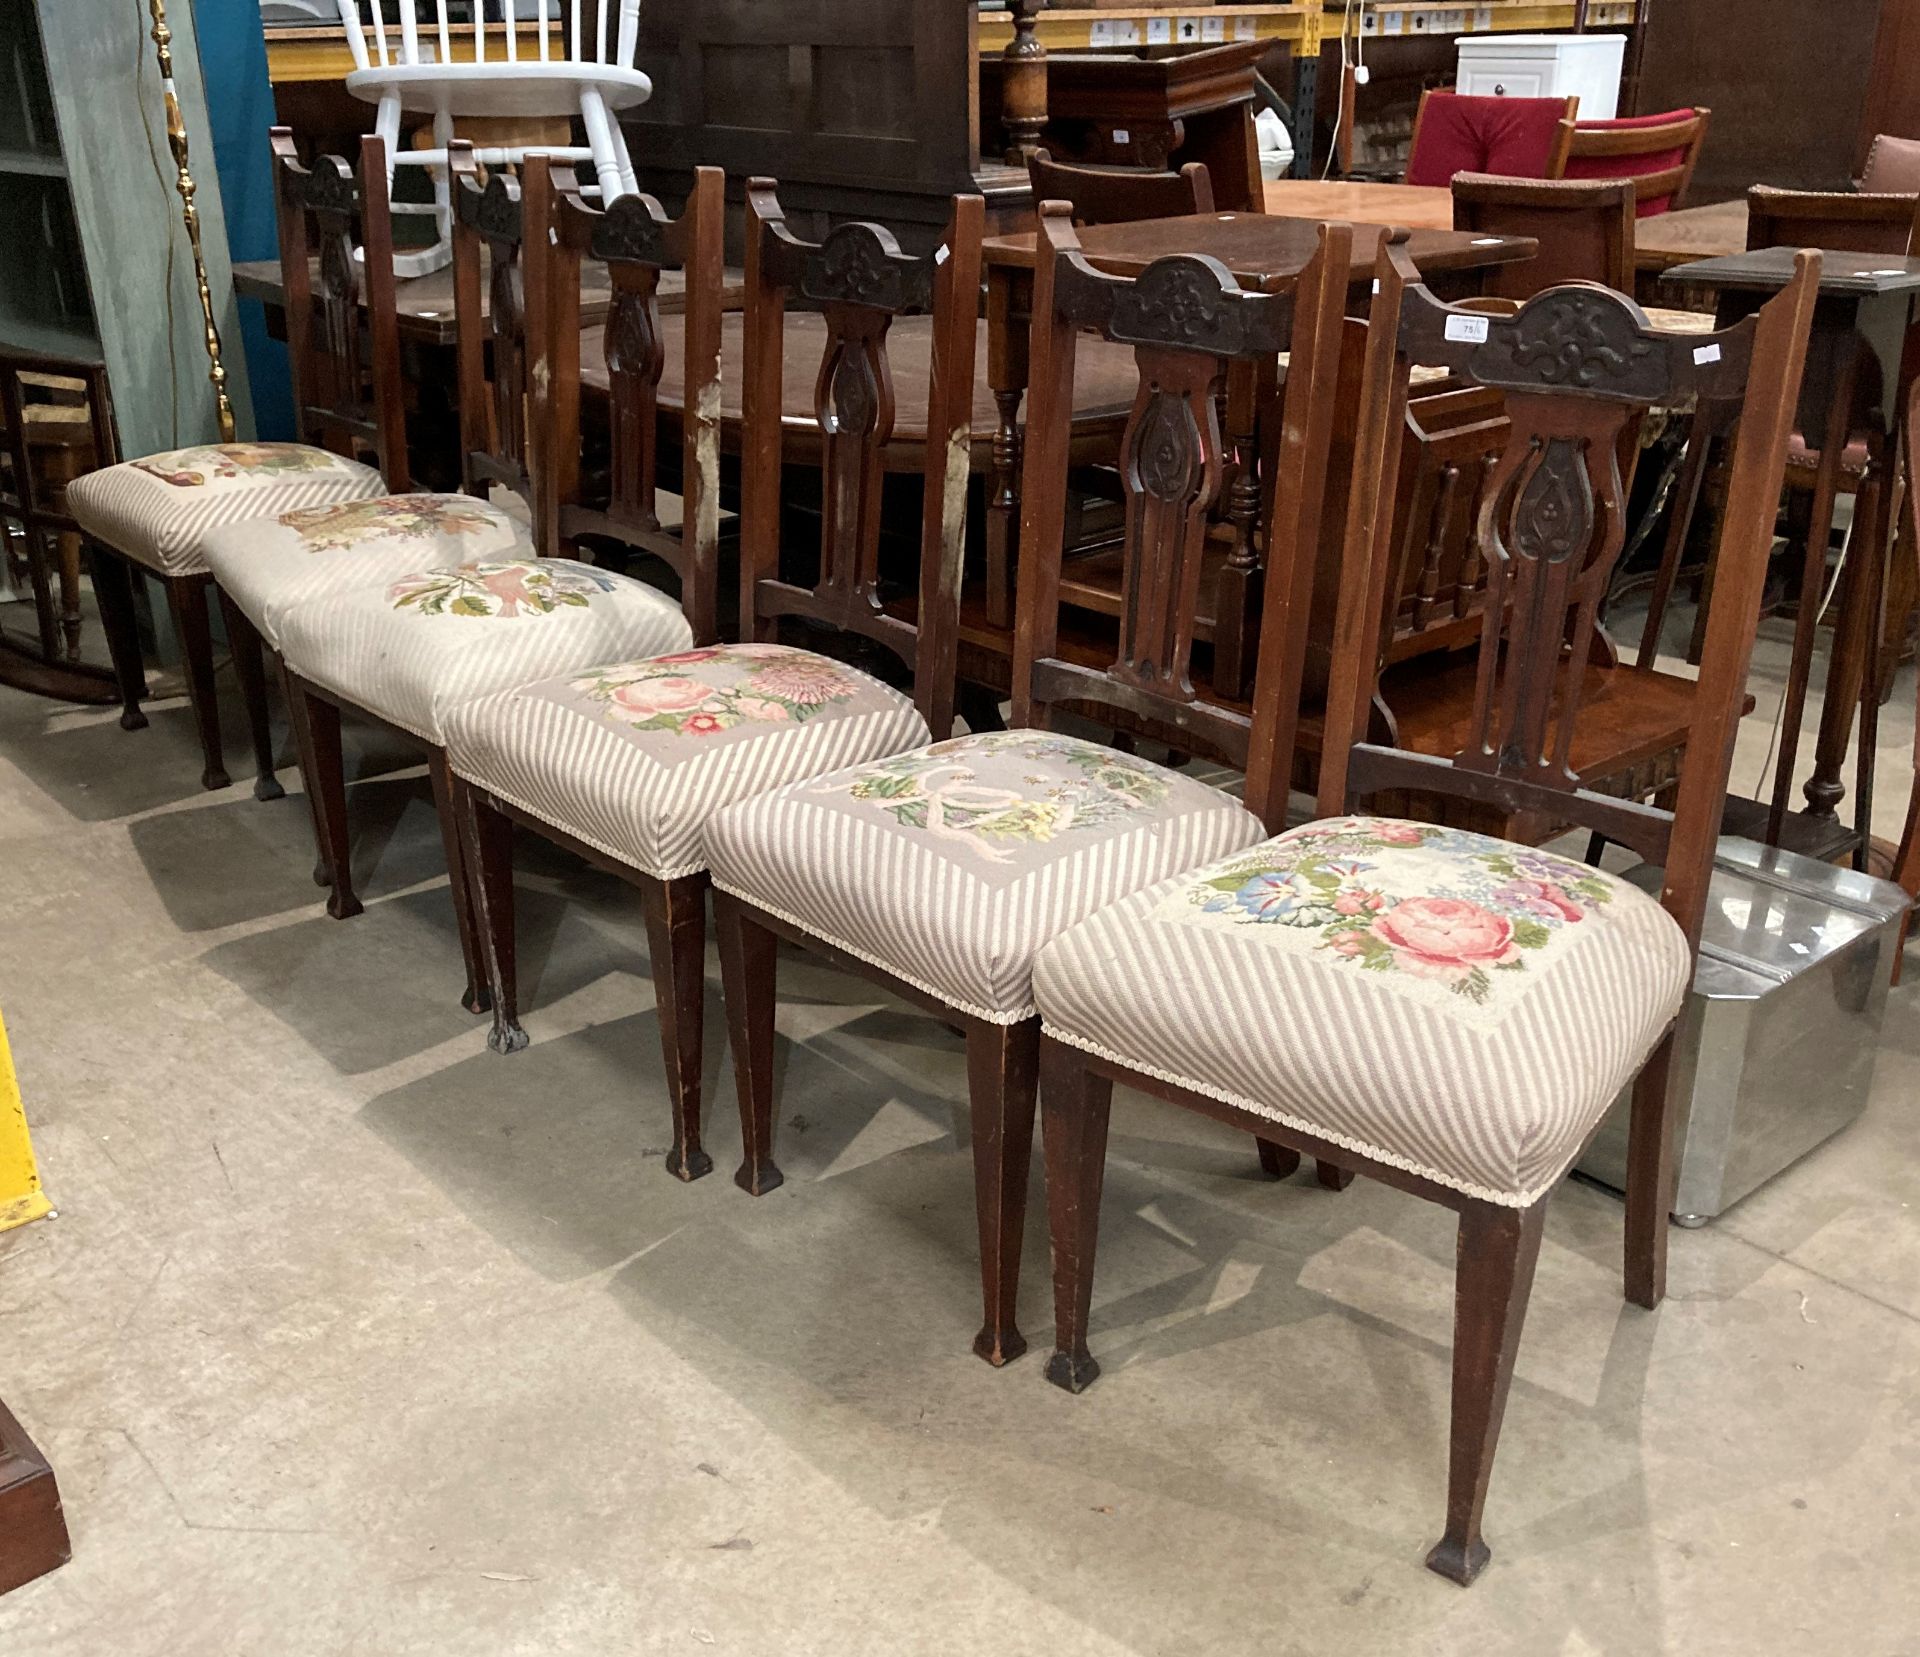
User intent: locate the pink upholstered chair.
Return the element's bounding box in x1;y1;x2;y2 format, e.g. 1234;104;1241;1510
1860;133;1920;194
1405;91;1577;189
1553;108;1711;217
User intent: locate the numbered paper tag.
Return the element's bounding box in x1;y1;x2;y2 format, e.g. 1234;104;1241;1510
1693;342;1721;365
934;245;950;267
1112;128;1131;146
1444;314;1492;345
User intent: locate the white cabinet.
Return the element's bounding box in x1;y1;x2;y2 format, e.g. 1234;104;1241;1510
1455;33;1627;120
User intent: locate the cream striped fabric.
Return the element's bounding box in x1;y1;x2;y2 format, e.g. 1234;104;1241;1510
705;731;1265;1023
444;644;932;881
204;494;531;648
67;443;385;577
1032;817;1692;1205
275;559;692;744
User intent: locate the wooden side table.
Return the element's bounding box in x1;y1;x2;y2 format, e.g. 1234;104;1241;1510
1661;248;1920;869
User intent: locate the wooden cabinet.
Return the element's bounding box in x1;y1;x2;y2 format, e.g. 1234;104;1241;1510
0;0;252;457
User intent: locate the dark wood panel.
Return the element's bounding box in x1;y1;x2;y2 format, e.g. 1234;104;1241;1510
1633;0;1885;196
1860;0;1920;167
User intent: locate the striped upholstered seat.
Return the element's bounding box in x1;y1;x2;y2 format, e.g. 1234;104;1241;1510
274;558;692;744
704;731;1265;1024
203;492;531;650
66;443;386;577
443;643;931;883
1032;817;1692;1204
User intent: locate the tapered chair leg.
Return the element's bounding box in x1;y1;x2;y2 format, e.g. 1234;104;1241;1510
644;873;714;1182
279;658;333;888
216;588;285;801
1624;1037;1679;1310
456;781;525;1053
714;891;781;1195
1315;1160;1355;1190
297;681;361;920
426;750;491;1015
1040;1037;1113;1395
965;1018;1040;1366
1256;1138;1301;1178
1426;1201;1547;1587
86;543;147;731
165;575;230;792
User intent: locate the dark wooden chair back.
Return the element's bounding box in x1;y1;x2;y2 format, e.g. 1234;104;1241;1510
1451;173;1637;299
269;128;408;488
1746;184;1920;257
740;180;983;741
1553;107;1710;215
1860;133;1920;194
1320;240;1819;947
1012;201;1354;831
448;143;533;505
524;157;727;643
1026;150;1215;226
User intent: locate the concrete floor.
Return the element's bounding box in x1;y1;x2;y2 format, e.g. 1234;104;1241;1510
0;621;1917;1655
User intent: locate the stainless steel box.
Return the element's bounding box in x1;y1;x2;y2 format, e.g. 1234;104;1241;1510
1577;838;1910;1225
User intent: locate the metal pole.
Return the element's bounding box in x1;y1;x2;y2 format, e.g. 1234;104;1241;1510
145;0;236;443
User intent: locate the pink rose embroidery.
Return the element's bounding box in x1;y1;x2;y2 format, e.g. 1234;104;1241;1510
611;676;711;717
731;695;791;723
1372;897;1518;974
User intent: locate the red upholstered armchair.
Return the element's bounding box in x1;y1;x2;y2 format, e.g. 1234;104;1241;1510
1553;108;1712;216
1404;91;1577;188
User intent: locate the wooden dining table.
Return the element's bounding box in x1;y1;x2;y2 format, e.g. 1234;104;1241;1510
979;210;1540;625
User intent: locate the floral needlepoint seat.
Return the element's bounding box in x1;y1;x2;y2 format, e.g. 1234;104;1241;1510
443;644;932;882
1031;817;1693;1204
201;493;532;649
274;558;693;744
703;731;1267;1024
66;443;387;578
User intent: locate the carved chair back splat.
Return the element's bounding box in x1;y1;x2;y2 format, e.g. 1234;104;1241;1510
739;180;985;741
1011;201;1353;830
524;157;728;645
1320;241;1822;953
449;146;533;506
270;128;409;489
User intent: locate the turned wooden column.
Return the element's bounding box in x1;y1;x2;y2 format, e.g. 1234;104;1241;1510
1002;0;1049;166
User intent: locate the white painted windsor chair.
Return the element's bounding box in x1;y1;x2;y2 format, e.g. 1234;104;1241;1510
336;1;650;272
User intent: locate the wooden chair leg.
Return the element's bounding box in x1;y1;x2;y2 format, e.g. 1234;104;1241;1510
1623;1036;1679;1310
1426;1200;1547;1586
279;657;332;888
1040;1036;1113;1395
714;891;782;1196
643;873;714;1182
298;681;361;920
164;575;230;792
964;1018;1040;1367
455;779;525;1054
215;587;285;802
1256;1137;1300;1178
426;749;490;1015
56;530;83;663
1315;1160;1355;1190
85;542;147;731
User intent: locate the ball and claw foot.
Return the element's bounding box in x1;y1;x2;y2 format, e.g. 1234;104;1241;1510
734;1159;784;1197
1045;1349;1100;1394
487;1019;529;1055
253;772;286;803
667;1144;714;1182
973;1326;1028;1367
1424;1535;1491;1587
